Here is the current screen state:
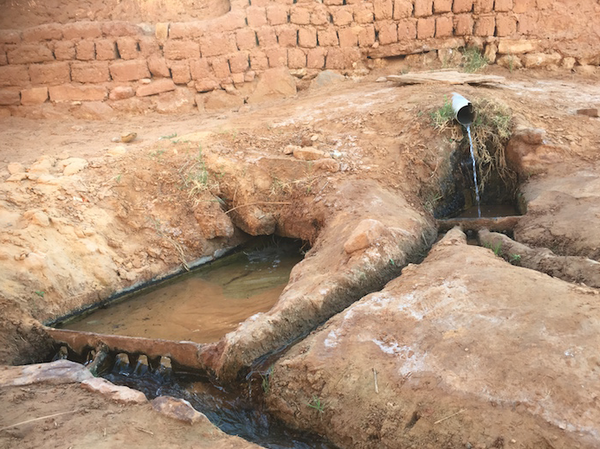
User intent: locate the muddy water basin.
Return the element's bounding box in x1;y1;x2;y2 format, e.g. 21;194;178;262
57;237;305;343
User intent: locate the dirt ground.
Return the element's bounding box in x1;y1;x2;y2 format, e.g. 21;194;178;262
1;62;600;448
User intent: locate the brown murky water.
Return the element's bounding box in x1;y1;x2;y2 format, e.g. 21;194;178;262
64;239;304;343
458;204;519;218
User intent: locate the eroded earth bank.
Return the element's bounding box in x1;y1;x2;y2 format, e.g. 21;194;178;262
1;65;600;448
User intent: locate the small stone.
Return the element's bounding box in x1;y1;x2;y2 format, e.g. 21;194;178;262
7;162;25;174
23;210;50;227
313;158;340;173
344;219;389;254
107;145;127;156
283;144;299;155
60;157;88;175
151;396;210;425
293;146;326;161
576;108;598;118
6;173;28;182
120;132;137;143
81;378;147;404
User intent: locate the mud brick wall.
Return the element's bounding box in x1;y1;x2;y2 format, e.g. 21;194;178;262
0;0;598;114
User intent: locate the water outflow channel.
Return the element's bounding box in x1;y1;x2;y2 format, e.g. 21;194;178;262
54;236;336;448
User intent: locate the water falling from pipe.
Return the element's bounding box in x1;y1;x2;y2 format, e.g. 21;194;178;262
466;125;481;218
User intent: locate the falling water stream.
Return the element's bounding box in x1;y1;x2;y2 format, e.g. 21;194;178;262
466;125;481;218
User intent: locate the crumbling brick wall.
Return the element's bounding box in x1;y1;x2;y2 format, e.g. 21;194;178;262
0;0;598;114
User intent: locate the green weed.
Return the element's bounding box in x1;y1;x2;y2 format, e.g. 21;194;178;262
484;241;503;256
260;365;274;394
307;395;325;414
461;46;488;73
34;290;44;298
430;95;454;130
509;253;522;264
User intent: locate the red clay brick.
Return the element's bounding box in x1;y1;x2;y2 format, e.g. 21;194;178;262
310;5;329;25
54;41;76;60
195;78;219;93
250;50;269;70
102;22;140;37
332;6;354;25
76;41;96;61
95;40;118;60
496;14;517;36
287;48;307;68
513;0;535;13
201;33;238;57
474;16;496;36
8;45;54;64
256;27;278;47
236;28;258;51
23;24;63;42
209;10;248;32
358;25;376;47
266;47;287;67
21;87;48;105
394;0;414;18
139;36;160;56
378;22;399;44
109;86;135;100
290;7;311;25
307;48;326;69
453;0;473;13
229;51;250;73
247;6;268;27
474;0;494;13
168;61;191;84
494;0;513;12
267;4;289;25
374;0;393;20
277;25;298;47
454;14;474;35
397;19;418;40
435;16;454;37
109;60;150;82
164;40;200;60
29;62;70;85
190;58;211;80
318;28;339;46
0;30;21;45
148;56;170;77
168;22;205;40
417;17;436;38
0;89;20;105
326;47;360;69
298;27;317;48
0;65;30;86
49;84;107;102
62;22;102;40
433;0;452;13
231;72;245;85
354;4;375;23
517;14;537;35
116;37;140;60
71;61;110;83
414;0;433;17
211;57;231;78
338;27;358;47
136;78;176;97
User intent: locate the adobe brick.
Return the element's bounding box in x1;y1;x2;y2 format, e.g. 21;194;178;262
453;0;473;13
29;62;70;85
277;25;298;47
102;22;141;37
266;47;288;67
247;6;268;28
236;28;257;51
109;60;150;82
21;87;48;105
164;40;200;60
62;22;102;40
116;37;140;60
323;0;344;5
331;6;354;25
109;86;135;100
8;45;54;64
517;14;537;35
245;71;256;83
433;0;452;13
417;17;436;39
71;61;110;83
168;22;205;40
354;3;375;23
22;24;63;42
0;65;30;86
211;57;231;79
338;27;358;47
250;50;269;70
49;84;107;102
287;48;307;68
496;14;517;36
326;47;360;69
148;56;170;77
267;4;289;25
494;0;513;12
232;72;245;85
95;40;118;60
139;36;160;56
290;7;311;25
394;0;413;18
76;41;96;61
229;51;250;73
200;33;237;57
311;6;329;26
414;0;433;17
298;27;317;48
190;58;211;80
397;19;418;40
54;41;76;61
358;25;376;47
317;28;339;47
374;0;393;20
307;48;326;69
454;14;474;35
473;0;494;13
536;0;552;9
136;78;176;97
435;16;454;37
209;10;248;32
168;61;191;84
256;27;278;47
0;88;20;106
475;16;496;36
0;30;21;45
155;23;169;41
377;22;398;45
513;0;534;13
195;78;219;93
